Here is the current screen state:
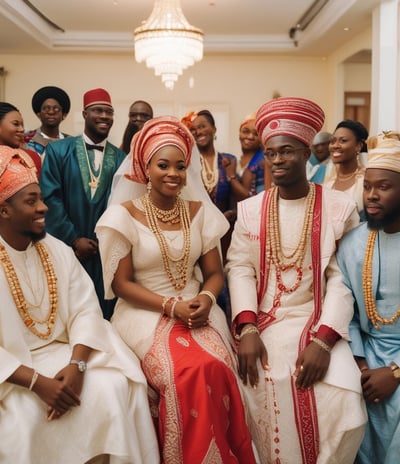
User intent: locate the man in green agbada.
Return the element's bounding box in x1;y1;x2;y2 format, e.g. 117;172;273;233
40;88;126;319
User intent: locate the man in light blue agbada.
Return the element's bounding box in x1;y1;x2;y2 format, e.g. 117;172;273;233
337;131;400;463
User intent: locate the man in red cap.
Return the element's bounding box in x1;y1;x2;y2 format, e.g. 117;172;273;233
226;97;367;463
40;88;126;319
24;85;71;157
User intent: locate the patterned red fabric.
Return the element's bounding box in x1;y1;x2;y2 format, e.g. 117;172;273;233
0;146;38;202
143;318;256;463
128;116;194;184
255;97;325;146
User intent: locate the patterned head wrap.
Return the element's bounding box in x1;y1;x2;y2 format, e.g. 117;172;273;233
127;116;194;184
366;131;400;173
255;97;325;146
181;111;198;129
0;146;38;202
240;112;257;130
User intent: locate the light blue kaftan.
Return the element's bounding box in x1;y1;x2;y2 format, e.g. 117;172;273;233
337;222;400;463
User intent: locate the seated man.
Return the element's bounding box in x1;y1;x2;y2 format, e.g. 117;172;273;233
0;146;159;463
337;131;400;464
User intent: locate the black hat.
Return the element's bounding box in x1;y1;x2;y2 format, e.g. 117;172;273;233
31;86;71;114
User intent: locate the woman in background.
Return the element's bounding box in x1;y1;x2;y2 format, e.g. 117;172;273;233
223;113;266;201
181;110;237;262
0;102;41;176
96;116;256;464
324;119;368;216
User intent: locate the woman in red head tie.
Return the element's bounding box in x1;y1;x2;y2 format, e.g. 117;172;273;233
96;116;256;464
0;102;41;176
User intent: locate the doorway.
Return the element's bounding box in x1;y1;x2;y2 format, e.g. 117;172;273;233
344;91;371;132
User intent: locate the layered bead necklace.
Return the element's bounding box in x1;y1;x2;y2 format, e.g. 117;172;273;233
0;241;58;339
363;230;400;329
267;183;316;300
142;193;191;290
200;152;219;193
145;195;181;224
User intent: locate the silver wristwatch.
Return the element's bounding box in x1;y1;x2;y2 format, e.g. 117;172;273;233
70;359;87;373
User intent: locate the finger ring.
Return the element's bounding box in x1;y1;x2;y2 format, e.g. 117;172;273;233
300;365;304;372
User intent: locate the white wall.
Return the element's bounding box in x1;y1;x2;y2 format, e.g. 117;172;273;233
0;31;372;154
344;63;372;91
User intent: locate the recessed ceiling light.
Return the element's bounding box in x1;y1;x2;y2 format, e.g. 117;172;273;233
344;27;350;31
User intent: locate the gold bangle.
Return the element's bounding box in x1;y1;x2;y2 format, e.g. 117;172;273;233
199;290;216;307
311;336;332;353
29;370;39;391
239;324;259;340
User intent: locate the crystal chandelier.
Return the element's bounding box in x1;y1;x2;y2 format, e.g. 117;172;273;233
134;0;204;90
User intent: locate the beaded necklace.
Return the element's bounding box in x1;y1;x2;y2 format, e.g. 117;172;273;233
267;183;316;296
145;193;181;224
363;230;400;329
0;241;58;339
200;152;218;193
142;194;191;290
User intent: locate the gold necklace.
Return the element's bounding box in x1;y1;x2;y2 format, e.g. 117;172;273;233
267;184;315;294
333;166;362;191
84;145;103;189
363;230;400;329
142;195;191;290
146;193;180;224
0;242;58;339
200;152;218;193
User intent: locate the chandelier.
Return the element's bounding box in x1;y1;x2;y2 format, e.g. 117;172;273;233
134;0;204;90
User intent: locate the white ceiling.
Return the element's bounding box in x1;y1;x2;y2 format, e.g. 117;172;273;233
0;0;380;59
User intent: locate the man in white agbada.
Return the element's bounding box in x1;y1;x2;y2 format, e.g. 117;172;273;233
226;97;367;463
0;146;159;463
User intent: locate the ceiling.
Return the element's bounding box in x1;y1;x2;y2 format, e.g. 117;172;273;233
0;0;381;60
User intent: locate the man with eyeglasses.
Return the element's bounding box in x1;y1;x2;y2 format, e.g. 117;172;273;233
120;100;153;153
226;97;367;463
24;86;71;157
40;88;126;320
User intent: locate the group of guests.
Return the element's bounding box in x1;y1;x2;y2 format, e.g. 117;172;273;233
0;88;399;464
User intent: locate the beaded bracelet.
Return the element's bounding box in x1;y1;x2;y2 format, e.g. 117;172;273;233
170;298;179;319
161;296;174;315
199;290;216;307
29;370;39;391
311;336;332;353
239;324;259;340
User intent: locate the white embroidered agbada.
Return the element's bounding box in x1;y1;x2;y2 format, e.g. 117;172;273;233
0;234;159;464
226;187;367;464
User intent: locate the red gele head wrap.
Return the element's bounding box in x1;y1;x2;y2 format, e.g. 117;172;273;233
255;97;325;147
180;111;198;129
83;88;112;109
0;146;38;202
127;116;194;185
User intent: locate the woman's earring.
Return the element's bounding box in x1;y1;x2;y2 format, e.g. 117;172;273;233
147;176;152;193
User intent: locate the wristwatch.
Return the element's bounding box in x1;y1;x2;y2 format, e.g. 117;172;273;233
70;359;87;373
390;362;400;379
